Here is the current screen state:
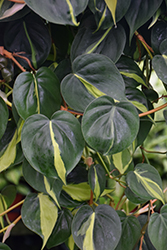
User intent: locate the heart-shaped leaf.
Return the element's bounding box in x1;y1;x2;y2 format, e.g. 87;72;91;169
126;163;165;204
13;67;62;120
21;193;58;250
47;209;73;248
125;0;162;41
21;111;85;183
24;0;89;26
72;204;121;250
71;16;126;63
4;12;51;69
148;204;167;250
61;53;126;112
115;211;141;250
0;97;8;140
82;95;139;155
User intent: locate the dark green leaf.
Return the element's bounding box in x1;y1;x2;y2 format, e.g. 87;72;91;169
23;159;63;208
82;95;139;155
0;97;8;140
59;190;84;208
61;53;126;112
24;0;89;26
88;0;131;30
163;109;167;124
116;55;146;88
125;187;148;204
13;67;62;120
148;204;167;250
72;204;122;250
0;243;11;250
71;15;126;63
21;111;84;183
136;214;156;250
22;159;46;193
1;185;16;208
21;192;58;250
4;12;51;69
116;211;141;250
88;164;106;201
152;55;167;84
47;209;73;248
125;0;163;41
151;21;167;54
126;163;164;204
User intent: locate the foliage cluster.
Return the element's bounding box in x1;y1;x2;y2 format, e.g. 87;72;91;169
1;0;167;250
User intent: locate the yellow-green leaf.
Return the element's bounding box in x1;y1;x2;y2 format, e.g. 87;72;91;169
63;183;91;201
38;193;58;250
104;0;117;25
0;132;17;172
112;148;132;174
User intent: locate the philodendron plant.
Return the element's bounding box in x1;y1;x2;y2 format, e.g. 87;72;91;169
1;0;167;250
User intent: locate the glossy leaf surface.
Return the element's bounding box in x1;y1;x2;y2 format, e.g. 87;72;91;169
88;164;106;201
47;209;73;248
125;0;162;41
61;53;126;112
21;193;58;250
148;204;167;250
24;0;89;26
4;12;51;69
21;111;85;183
82;95;139;155
126;163;164;204
116;211;141;250
151;21;167;54
72;204;121;250
13;67;62;120
152;54;167;85
71;17;126;63
88;0;131;30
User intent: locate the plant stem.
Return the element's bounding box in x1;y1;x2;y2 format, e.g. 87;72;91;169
96;152;110;176
139;102;167;117
0;215;22;234
0;200;24;217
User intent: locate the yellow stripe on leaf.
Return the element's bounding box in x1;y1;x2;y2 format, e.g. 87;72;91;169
49;121;66;185
120;71;147;87
94;167;101;201
44;177;60;208
66;0;79;26
74;74;106;98
33;73;40;114
135;170;165;204
83;213;95;250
